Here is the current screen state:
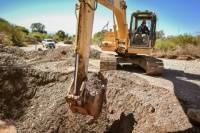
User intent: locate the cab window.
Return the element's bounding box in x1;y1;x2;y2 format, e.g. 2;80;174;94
130;19;151;46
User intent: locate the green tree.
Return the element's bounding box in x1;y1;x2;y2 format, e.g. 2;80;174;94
30;23;46;33
52;34;60;42
16;26;29;35
29;32;42;39
65;33;69;39
156;30;165;39
56;30;65;40
92;30;107;43
67;35;75;42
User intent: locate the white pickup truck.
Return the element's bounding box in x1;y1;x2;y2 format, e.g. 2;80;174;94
42;39;56;49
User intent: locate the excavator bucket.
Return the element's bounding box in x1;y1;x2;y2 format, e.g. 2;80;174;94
66;72;107;118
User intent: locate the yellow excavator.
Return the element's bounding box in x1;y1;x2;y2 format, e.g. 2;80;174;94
66;0;164;118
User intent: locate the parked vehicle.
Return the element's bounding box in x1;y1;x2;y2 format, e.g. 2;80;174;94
42;39;56;49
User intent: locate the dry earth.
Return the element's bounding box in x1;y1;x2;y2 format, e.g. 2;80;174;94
150;45;200;60
0;44;200;133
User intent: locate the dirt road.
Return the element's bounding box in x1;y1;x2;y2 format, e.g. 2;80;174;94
0;44;200;132
19;42;72;51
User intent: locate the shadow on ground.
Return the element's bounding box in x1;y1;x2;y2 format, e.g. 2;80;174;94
117;64;200;132
0;69;36;120
163;69;200;132
106;112;137;133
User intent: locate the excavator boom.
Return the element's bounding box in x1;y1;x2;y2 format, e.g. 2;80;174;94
66;0;129;118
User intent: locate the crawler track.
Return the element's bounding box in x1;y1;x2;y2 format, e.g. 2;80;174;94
100;53;164;75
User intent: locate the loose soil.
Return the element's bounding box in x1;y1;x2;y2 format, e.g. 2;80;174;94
0;44;200;133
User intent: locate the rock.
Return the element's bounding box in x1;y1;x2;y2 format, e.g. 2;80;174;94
0;120;16;133
149;106;155;113
187;109;200;125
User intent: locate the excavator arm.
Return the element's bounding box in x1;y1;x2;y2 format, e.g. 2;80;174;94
66;0;128;118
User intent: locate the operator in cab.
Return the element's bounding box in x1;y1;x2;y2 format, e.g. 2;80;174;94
135;20;150;34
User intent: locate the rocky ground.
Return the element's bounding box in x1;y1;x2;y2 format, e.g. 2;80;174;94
0;44;200;133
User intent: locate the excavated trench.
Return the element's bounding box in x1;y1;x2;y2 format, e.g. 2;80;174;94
0;44;199;132
0;68;72;132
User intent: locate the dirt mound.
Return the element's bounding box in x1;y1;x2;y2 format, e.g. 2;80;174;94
32;46;101;60
151;45;200;60
0;53;25;66
0;45;27;68
42;46;74;60
26;46;74;62
0;44;101;62
90;48;102;59
0;44;26;57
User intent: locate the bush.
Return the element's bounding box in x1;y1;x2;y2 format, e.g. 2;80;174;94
28;32;57;42
197;35;200;45
91;30;107;44
154;39;176;51
16;26;29;35
67;35;75;42
52;35;60;43
0;32;13;45
12;26;27;46
28;32;42;39
174;34;197;46
0;19;27;46
155;34;198;51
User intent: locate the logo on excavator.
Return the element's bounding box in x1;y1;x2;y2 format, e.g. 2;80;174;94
108;0;114;5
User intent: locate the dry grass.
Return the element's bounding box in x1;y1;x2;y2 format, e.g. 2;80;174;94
0;32;13;45
151;44;200;60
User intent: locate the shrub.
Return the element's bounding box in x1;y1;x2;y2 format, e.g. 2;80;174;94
174;34;197;46
197;35;200;45
67;35;75;42
154;39;176;51
0;32;13;45
52;35;60;43
28;32;62;43
155;34;198;51
0;19;27;46
12;26;27;46
91;30;106;44
16;26;29;35
44;34;53;39
28;32;42;39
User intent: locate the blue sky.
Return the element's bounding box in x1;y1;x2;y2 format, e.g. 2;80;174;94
1;0;200;36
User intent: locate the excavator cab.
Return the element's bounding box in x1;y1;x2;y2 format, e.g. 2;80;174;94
129;10;157;48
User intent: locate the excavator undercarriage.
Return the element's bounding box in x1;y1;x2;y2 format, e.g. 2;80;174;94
100;53;164;75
